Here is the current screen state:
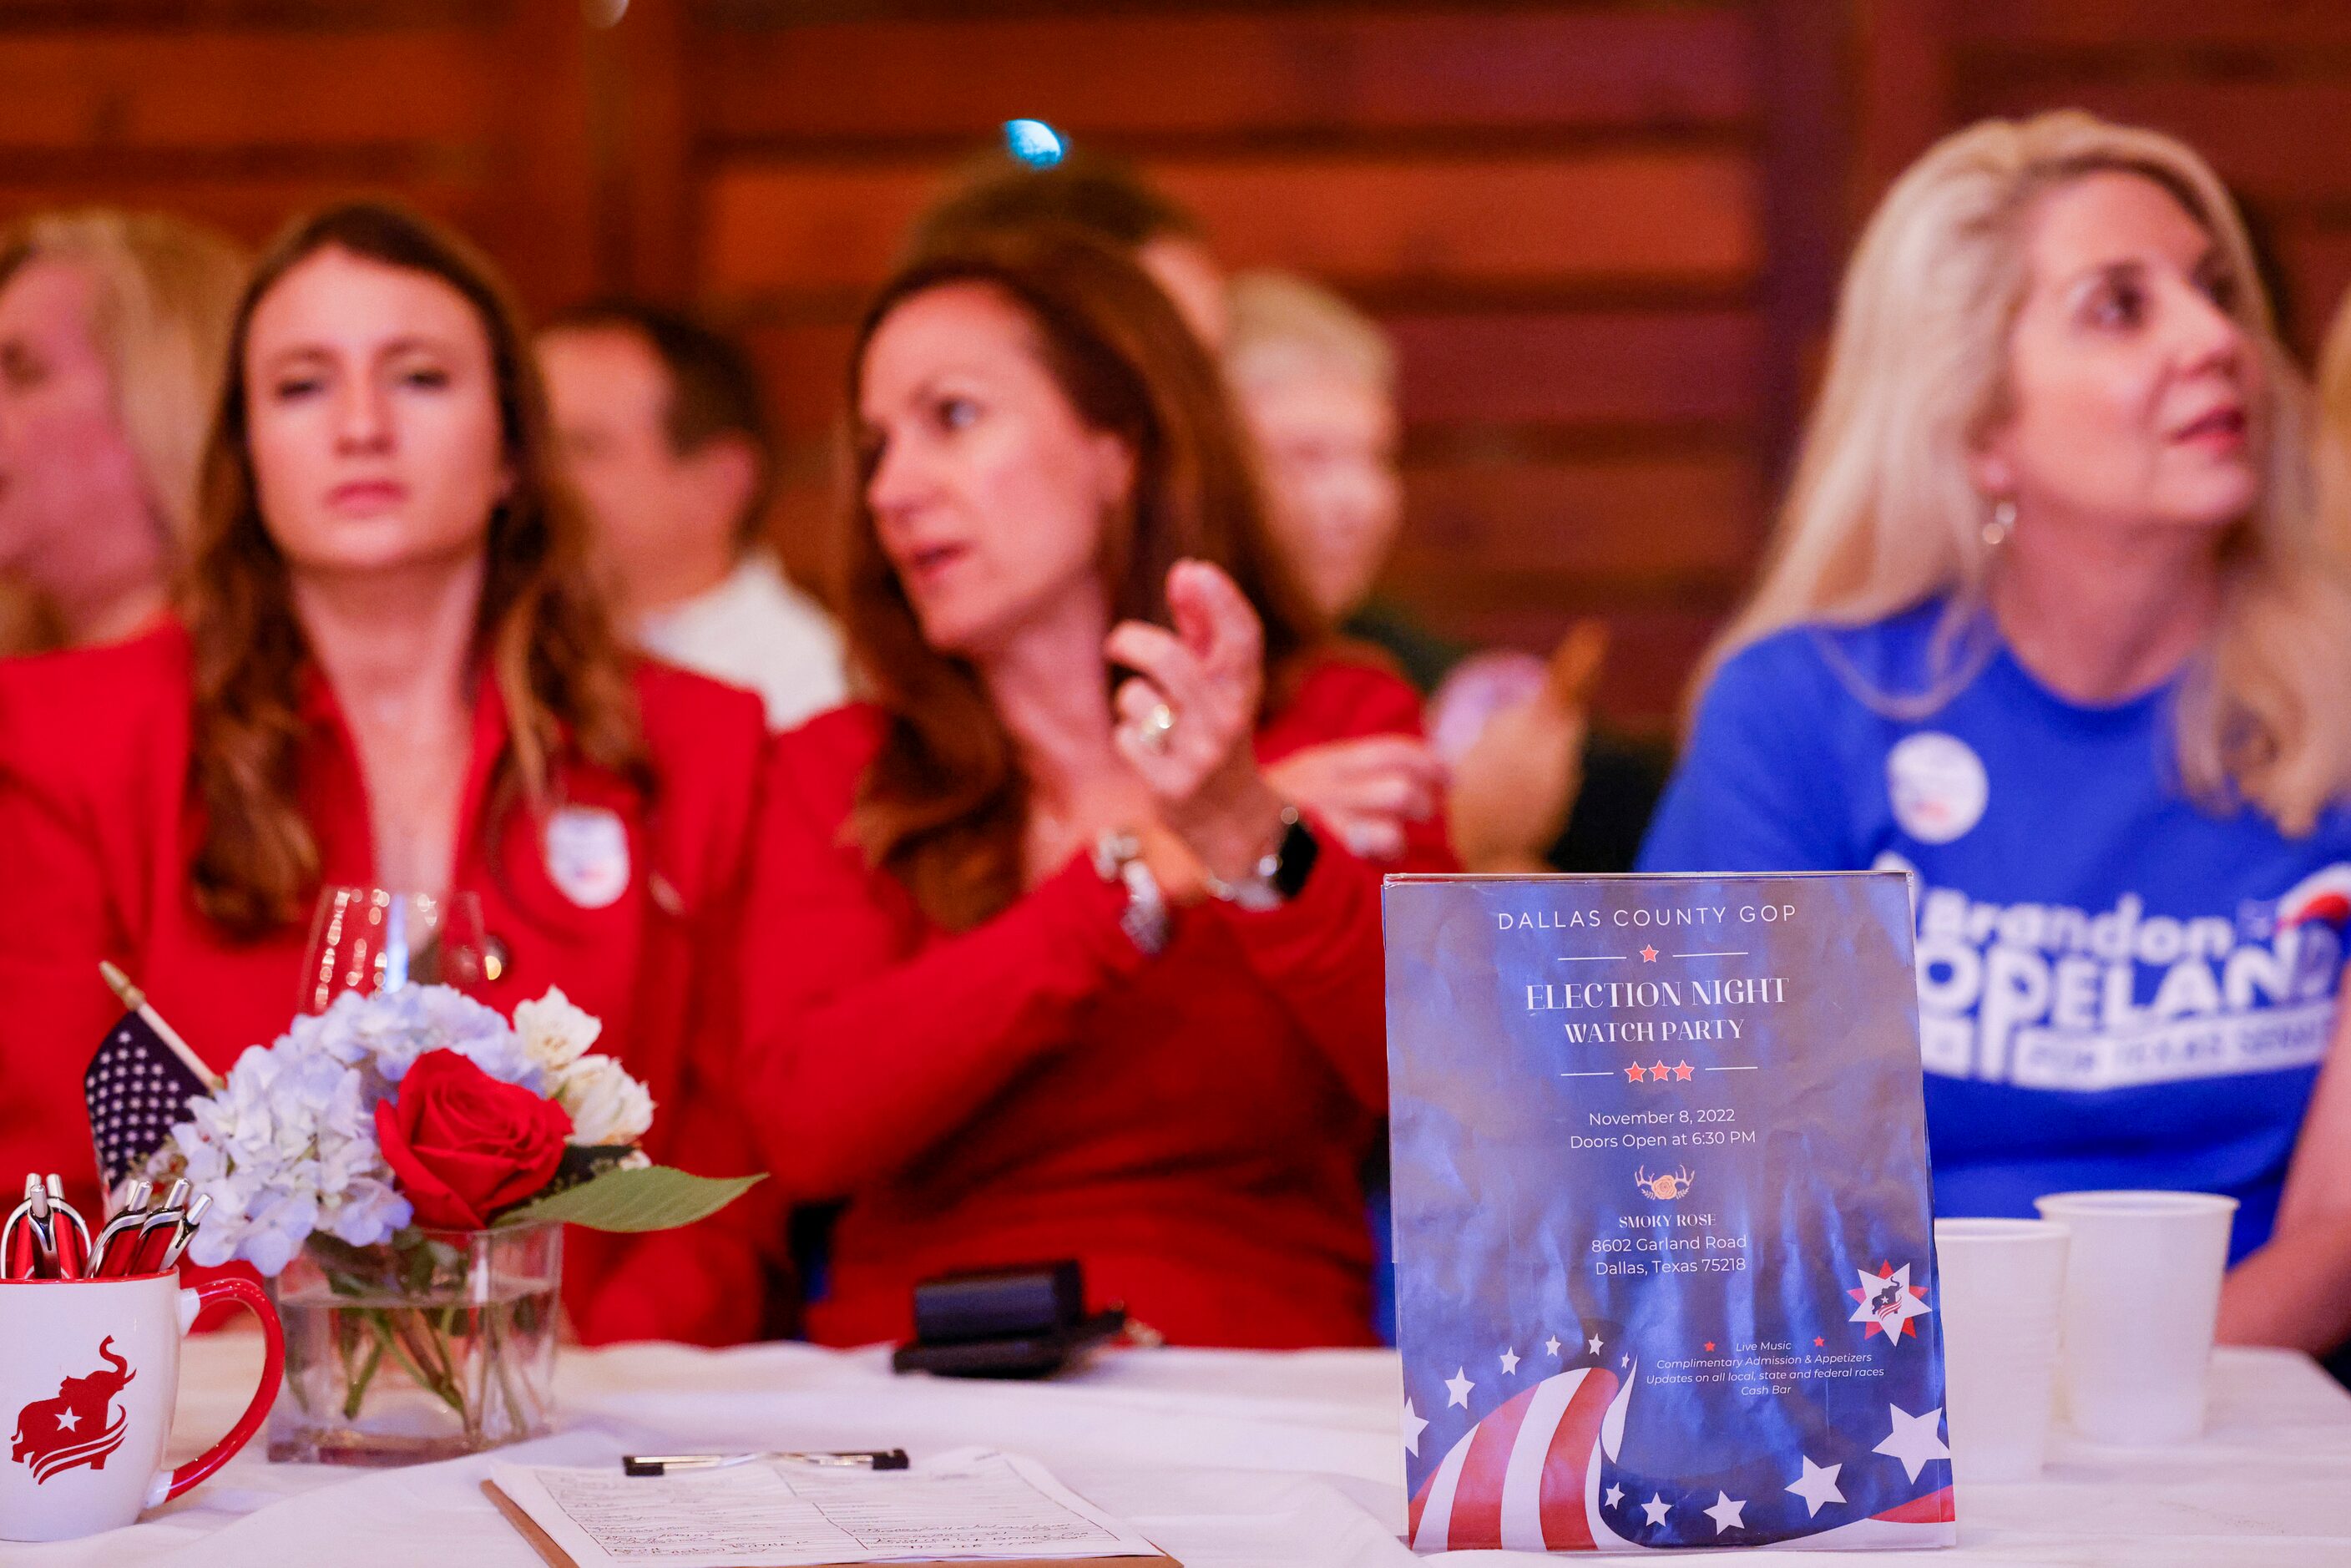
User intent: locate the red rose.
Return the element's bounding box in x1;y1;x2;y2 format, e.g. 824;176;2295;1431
374;1050;573;1231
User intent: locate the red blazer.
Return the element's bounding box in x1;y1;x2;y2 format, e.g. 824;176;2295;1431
0;623;774;1344
743;654;1454;1348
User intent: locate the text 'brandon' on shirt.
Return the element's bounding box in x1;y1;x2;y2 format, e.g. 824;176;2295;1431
1637;602;2351;1260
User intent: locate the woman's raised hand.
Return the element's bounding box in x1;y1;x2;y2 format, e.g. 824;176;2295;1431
1105;559;1287;883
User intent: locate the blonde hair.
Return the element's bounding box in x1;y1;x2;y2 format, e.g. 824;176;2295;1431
1224;270;1394;395
1705;110;2351;835
0;210;247;550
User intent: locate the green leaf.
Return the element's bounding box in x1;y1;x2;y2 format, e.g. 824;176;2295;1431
493;1166;764;1233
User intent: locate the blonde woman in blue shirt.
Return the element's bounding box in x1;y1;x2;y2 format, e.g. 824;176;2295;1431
1643;111;2351;1357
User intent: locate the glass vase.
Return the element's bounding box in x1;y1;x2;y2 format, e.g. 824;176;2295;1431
265;1222;560;1465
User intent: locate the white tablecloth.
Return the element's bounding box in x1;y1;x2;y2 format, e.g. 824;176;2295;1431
7;1339;2348;1565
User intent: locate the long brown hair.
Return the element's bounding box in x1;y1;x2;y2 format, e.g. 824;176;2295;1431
184;200;645;938
843;225;1317;931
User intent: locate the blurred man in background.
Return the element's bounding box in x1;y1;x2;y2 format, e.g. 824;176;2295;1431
0;210;245;655
538;302;845;731
1224;270;1667;873
1225;271;1419;673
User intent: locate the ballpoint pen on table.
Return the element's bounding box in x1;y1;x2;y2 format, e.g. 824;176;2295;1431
621;1450;912;1477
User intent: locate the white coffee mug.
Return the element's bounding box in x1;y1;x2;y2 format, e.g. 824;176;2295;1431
0;1271;282;1542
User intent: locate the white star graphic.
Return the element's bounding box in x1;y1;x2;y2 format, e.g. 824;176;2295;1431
1499;1348;1520;1375
1401;1396;1429;1458
1641;1494;1671;1527
1702;1491;1747;1535
1588;1333;1604;1354
54;1407;80;1433
1545;1334;1562;1357
1445;1368;1474;1409
1604;1483;1625;1510
1620;1353;1630;1367
1873;1403;1951;1482
1786;1454;1845;1517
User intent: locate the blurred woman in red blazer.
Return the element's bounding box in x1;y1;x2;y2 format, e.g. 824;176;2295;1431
0;202;767;1343
746;227;1452;1349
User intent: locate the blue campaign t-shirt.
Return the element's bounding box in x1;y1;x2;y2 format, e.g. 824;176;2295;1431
1639;602;2351;1260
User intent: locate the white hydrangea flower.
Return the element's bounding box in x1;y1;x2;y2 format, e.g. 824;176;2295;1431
162;983;623;1272
402;987;533;1088
451;1027;544;1094
552;1054;655;1147
513;987;602;1075
299;984;528;1090
170;1029;412;1274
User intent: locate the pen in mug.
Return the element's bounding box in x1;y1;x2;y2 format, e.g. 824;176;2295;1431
90;1213;145;1277
43;1175;91;1277
128;1180;192;1276
98;1183;174;1277
88;1180;153;1278
2;1176;41;1278
159;1192;211;1271
3;1174;92;1280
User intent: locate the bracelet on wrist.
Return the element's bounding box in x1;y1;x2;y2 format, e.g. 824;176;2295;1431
1092;830;1170;956
1199;805;1319;911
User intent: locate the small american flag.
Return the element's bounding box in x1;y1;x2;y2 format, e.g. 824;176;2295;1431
84;965;221;1191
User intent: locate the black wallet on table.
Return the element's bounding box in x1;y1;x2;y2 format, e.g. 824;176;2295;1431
890;1262;1127;1378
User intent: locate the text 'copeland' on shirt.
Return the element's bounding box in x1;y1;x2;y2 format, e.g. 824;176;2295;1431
1900;874;2342;1088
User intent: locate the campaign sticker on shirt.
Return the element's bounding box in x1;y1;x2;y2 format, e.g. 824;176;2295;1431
544;804;630;909
1886;731;1988;844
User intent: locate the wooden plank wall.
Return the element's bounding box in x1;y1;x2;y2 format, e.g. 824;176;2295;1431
15;3;2343;731
0;2;609;311
1862;0;2351;362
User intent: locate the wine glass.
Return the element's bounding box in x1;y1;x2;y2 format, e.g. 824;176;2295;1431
300;887;492;1014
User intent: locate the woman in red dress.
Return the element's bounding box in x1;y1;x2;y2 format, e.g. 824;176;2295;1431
0;202;767;1343
746;227;1452;1348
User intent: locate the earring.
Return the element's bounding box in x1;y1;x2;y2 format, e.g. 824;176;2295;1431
1981;498;2016;549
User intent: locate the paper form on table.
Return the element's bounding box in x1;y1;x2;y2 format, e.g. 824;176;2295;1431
484;1447;1176;1567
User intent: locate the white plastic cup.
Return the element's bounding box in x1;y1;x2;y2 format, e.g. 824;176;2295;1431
2032;1190;2237;1446
1933;1216;2070;1482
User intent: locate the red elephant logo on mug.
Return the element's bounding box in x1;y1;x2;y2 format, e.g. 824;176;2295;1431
10;1338;134;1484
